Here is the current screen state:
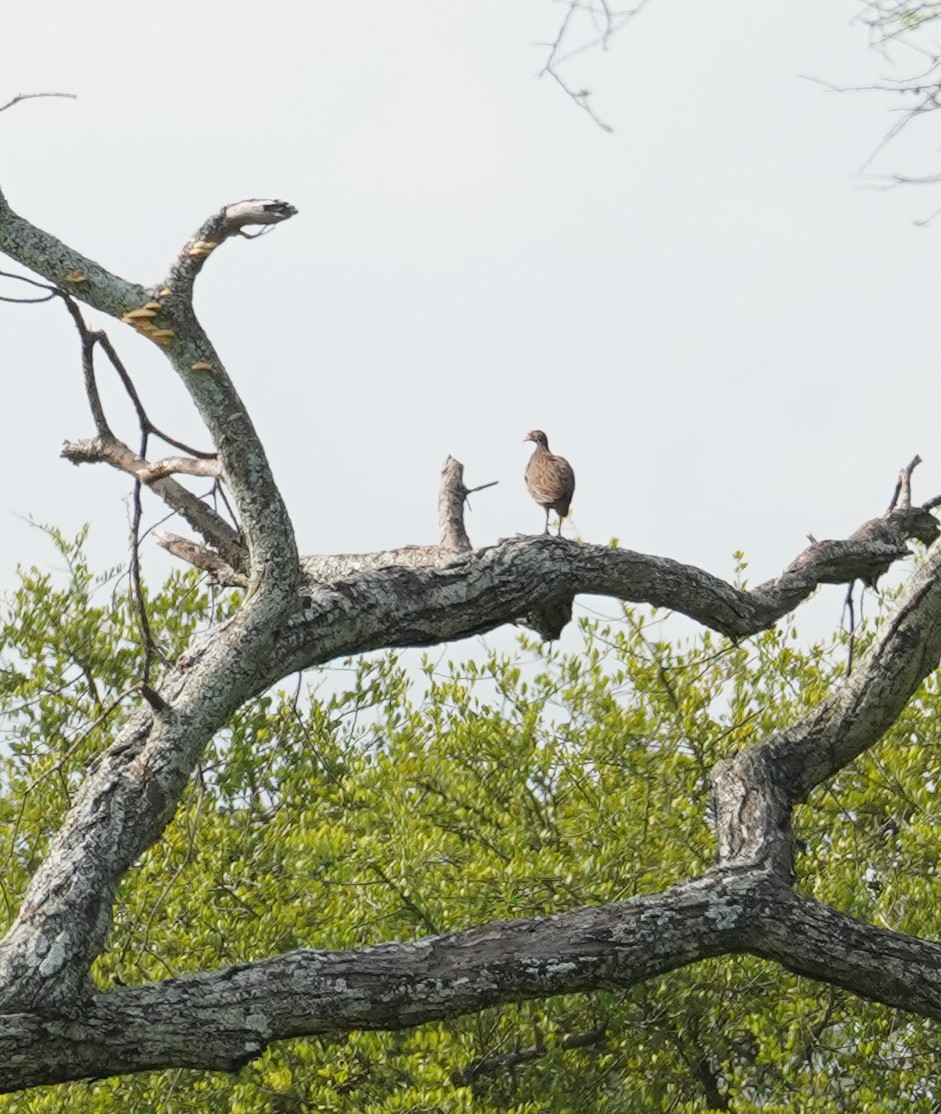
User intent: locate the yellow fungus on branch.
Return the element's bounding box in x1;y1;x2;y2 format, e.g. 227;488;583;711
188;240;217;258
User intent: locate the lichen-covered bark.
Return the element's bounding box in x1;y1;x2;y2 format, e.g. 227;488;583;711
0;871;758;1090
2;187;941;1095
0;192;301;1013
6;871;941;1093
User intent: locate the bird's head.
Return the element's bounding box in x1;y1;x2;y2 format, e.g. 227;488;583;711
524;430;549;449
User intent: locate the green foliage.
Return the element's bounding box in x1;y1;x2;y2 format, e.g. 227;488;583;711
0;533;940;1111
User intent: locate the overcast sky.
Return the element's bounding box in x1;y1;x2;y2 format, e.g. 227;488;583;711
1;1;939;646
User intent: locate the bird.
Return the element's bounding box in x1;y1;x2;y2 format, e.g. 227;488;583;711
524;430;575;536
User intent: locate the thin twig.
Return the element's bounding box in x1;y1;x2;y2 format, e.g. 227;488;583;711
0;268;59;304
543;67;614;132
58;296;112;437
842;582;857;675
1;683;142;881
95;333;215;459
129;432;162;688
464;480;499;497
451;1023;606;1086
0;290;56;304
56;294;176;688
0;92;76;115
211;479;240;530
537;0;650;131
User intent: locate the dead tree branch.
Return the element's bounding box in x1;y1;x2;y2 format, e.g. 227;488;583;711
3;170;941;1096
61;436;245;573
156;533;247;589
0;187;299;1013
6;869;941;1091
0;92;76;115
537;0;650;131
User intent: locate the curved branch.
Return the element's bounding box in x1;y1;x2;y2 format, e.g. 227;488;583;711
0;92;76;114
273;530;924;674
156;526;926;656
163;199;297;301
0;870;751;1091
5;870;941;1092
713;529;941;875
0;196;306;1011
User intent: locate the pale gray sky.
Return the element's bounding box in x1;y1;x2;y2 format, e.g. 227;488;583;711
1;1;938;641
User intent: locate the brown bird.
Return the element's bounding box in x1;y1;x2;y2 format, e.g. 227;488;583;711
524;430;575;536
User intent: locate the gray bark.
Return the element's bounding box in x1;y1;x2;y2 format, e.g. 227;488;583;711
2;185;941;1094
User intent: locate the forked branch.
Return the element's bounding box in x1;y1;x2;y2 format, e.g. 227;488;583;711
3;172;941;1098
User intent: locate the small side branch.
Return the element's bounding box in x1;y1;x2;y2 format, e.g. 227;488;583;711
156;533;247;588
451;1038;545;1087
0;269;58;303
137;456;223;483
248;456;492;585
0;92;76;115
537;0;650;131
887;453;922;512
438;455;497;552
61;436;246;573
93;330;216;459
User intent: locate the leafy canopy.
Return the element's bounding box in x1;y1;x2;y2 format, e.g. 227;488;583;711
0;532;939;1112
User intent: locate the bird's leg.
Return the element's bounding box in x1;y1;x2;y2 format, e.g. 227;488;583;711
556;516;563;538
544;508;550;535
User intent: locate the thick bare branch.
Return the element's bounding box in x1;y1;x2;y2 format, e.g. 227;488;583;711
275;530;923;674
713;527;941;875
0;189;147;318
254;451;934;646
0;195;304;1011
0;870;751;1090
6;869;941;1091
